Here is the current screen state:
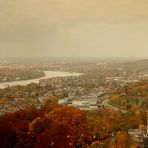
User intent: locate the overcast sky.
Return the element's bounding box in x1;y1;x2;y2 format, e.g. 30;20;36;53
0;0;148;58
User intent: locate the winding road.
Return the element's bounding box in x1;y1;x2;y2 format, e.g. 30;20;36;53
101;99;128;113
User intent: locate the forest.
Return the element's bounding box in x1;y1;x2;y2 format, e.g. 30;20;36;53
0;104;146;148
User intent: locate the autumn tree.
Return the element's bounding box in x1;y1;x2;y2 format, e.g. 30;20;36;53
46;106;92;145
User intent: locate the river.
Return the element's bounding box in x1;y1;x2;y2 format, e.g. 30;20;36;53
0;71;81;89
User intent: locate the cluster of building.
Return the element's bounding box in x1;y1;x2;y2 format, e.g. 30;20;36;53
0;97;40;116
105;71;148;86
105;76;141;85
128;113;148;148
58;91;106;110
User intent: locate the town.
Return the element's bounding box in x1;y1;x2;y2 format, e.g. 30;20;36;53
0;59;147;147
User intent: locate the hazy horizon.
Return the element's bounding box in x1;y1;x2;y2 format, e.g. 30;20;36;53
0;0;148;58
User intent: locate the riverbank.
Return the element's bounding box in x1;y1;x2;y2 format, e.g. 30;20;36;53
0;71;82;89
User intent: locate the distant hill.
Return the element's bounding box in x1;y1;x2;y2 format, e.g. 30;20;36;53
122;59;148;66
114;59;148;72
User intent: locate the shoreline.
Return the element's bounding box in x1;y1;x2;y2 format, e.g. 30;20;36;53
0;71;82;89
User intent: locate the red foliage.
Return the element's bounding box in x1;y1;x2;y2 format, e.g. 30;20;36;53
0;106;92;148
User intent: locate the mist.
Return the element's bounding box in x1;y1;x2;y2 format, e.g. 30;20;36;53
0;0;148;58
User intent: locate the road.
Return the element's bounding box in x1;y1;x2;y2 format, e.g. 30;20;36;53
101;99;128;113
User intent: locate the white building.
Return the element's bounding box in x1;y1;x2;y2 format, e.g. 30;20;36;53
58;98;69;105
72;100;88;107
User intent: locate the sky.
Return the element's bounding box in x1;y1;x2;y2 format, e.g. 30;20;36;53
0;0;148;58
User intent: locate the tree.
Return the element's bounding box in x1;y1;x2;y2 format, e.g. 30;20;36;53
45;106;92;146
